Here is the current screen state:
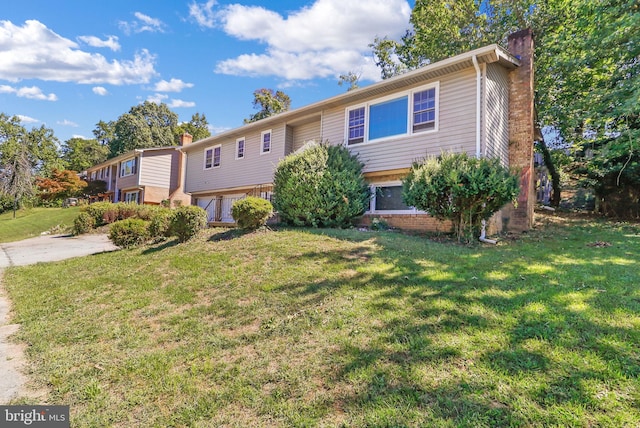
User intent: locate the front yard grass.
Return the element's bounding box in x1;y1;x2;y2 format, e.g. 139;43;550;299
4;214;640;426
0;206;80;243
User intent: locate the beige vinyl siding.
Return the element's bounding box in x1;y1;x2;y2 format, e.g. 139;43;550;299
117;160;139;191
484;63;510;166
321;68;477;173
139;151;173;188
292;121;322;152
185;125;286;193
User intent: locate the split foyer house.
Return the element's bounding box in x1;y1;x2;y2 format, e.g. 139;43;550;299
85;144;191;206
181;29;536;233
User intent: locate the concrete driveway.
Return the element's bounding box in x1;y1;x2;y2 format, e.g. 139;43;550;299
0;233;119;404
0;233;119;268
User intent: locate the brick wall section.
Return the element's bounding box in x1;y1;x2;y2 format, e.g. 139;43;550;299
505;28;536;231
360;214;452;233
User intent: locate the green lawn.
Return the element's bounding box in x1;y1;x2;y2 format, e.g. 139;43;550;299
4;214;639;427
0;207;81;243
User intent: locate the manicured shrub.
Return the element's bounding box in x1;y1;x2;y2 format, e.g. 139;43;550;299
73;211;95;235
148;208;174;239
273;142;370;227
108;218;151;248
169;205;207;242
116;202;140;221
231;197;273;230
402;152;519;242
83;201;113;226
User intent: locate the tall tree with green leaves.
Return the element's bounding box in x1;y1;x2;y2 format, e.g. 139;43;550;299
244;89;291;124
535;0;639;216
109;101;178;158
174;112;211;144
93;120;115;146
61;137;109;172
371;0;638;216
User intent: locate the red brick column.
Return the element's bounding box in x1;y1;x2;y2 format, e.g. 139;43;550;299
506;28;535;231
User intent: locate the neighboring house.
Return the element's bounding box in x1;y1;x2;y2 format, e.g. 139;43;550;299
85;137;192;206
181;29;536;232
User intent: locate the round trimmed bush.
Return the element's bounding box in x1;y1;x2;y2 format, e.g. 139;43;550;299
169;205;207;242
232;197;273;230
149;208;174;239
73;211;95;235
108;218;151;248
83;201;113;226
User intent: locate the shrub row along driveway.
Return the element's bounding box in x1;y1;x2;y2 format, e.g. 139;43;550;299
0;233;118;404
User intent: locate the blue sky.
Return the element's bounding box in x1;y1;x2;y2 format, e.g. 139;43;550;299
1;0;413;143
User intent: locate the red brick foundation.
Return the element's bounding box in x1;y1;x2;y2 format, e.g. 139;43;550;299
360;214;452;233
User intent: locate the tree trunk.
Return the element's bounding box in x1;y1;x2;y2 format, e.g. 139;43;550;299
538;136;562;207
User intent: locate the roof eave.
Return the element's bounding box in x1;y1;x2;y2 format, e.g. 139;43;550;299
183;44;520;152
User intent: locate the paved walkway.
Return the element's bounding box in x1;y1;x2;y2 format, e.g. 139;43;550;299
0;234;119;404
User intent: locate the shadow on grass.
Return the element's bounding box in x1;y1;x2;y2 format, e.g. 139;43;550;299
142;238;180;255
280;222;640;425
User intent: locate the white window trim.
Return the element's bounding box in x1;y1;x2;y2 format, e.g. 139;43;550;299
203;146;214;170
344;82;439;146
124;190;140;204
212;144;222;168
120;157;136;177
260;130;272;155
236;137;245;160
367;181;425;215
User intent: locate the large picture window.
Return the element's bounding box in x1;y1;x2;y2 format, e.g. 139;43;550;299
345;83;438;145
368;96;408;140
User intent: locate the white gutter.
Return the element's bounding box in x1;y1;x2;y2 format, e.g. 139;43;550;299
472;55;481;159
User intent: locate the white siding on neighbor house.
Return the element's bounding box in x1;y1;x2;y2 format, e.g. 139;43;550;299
292;121;322;152
484;63;510;166
185;125;286;194
139;151;173;188
321;67;477;174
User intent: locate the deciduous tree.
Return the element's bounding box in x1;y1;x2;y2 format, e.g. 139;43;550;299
109;101;178;157
244;89;291;124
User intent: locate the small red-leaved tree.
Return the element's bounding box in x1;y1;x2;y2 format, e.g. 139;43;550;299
36;169;87;204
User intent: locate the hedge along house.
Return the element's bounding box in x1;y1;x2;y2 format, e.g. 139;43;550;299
85;136;192;206
182;29;535;232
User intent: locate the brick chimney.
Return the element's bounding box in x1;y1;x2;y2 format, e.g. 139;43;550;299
179;132;193;146
505;28;535;232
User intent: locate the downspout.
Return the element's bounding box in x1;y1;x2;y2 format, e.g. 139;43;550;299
472;55;481;159
472;55;496;244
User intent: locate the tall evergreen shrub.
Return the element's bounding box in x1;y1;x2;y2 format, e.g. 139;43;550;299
273;142;370;227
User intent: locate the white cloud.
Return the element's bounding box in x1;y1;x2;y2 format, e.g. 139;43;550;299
168;99;196;108
188;0;217;28
0;20;157;85
203;0;411;82
92;86;108;96
154;78;194;92
147;93;168;104
77;35;121;51
57;119;78;127
0;84;57;101
120;12;166;34
17;114;39;124
209;124;231;135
